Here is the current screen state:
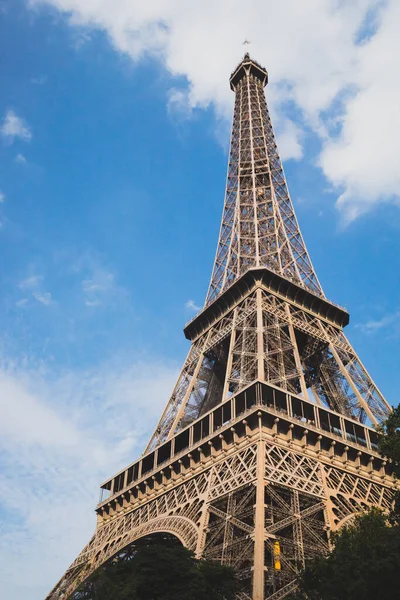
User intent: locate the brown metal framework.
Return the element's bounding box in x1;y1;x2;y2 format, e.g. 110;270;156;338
47;55;397;600
206;55;323;305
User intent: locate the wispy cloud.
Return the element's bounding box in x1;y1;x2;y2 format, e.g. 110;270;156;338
185;299;201;312
275;117;303;161
357;310;400;334
167;88;192;120
0;110;32;143
15;153;27;164
82;270;115;307
33;0;400;221
32;291;53;306
75;255;128;309
73;29;92;50
19;275;43;290
84;298;102;307
0;354;178;600
15;298;28;308
0;191;5;203
18;274;53;307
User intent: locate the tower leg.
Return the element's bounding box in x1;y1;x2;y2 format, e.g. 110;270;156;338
253;438;265;599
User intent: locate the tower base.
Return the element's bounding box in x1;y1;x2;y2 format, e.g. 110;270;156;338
47;382;397;600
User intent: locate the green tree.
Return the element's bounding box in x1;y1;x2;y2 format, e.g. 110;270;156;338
294;404;400;600
76;543;236;600
379;404;400;524
295;509;400;600
379;403;400;477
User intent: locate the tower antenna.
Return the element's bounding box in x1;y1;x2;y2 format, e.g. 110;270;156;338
243;38;251;54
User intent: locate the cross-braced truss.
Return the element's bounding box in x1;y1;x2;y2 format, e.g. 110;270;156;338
47;430;397;600
206;54;323;305
47;53;397;600
147;284;391;451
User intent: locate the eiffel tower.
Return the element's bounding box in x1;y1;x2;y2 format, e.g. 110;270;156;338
47;54;398;600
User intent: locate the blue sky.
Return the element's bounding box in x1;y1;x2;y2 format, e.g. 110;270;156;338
1;1;400;599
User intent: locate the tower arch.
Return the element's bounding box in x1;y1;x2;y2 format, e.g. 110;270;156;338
49;515;199;599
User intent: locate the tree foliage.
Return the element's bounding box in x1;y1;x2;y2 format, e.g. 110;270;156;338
295;509;400;600
379;404;400;525
75;543;236;600
379;403;400;478
294;405;400;600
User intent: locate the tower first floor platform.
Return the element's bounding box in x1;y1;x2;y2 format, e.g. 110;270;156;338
47;381;398;600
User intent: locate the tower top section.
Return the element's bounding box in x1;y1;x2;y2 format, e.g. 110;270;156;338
230;53;268;91
207;53;323;305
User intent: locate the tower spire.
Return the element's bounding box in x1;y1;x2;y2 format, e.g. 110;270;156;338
206;54;322;306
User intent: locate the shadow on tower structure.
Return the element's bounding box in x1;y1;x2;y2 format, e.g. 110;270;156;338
47;53;398;600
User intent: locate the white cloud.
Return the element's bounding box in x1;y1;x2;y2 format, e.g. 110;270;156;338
82;270;114;306
18;274;53;306
0;110;32;142
15;153;27;164
78;256;128;308
73;28;92;49
0;374;79;447
19;275;43;290
18;275;43;290
84;298;102;307
319;2;400;222
185;299;201;312
357;310;400;334
275;117;303;162
82;277;112;294
32;0;400;221
33;291;53;306
0;355;178;600
15;298;29;308
167;88;192;119
0;191;5;203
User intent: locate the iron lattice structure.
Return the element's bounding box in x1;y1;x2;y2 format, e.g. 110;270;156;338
206;56;322;305
47;54;397;600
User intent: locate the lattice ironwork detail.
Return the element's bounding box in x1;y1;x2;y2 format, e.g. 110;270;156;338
47;433;396;600
324;465;394;528
265;445;324;497
206;54;323;305
147;283;390;451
